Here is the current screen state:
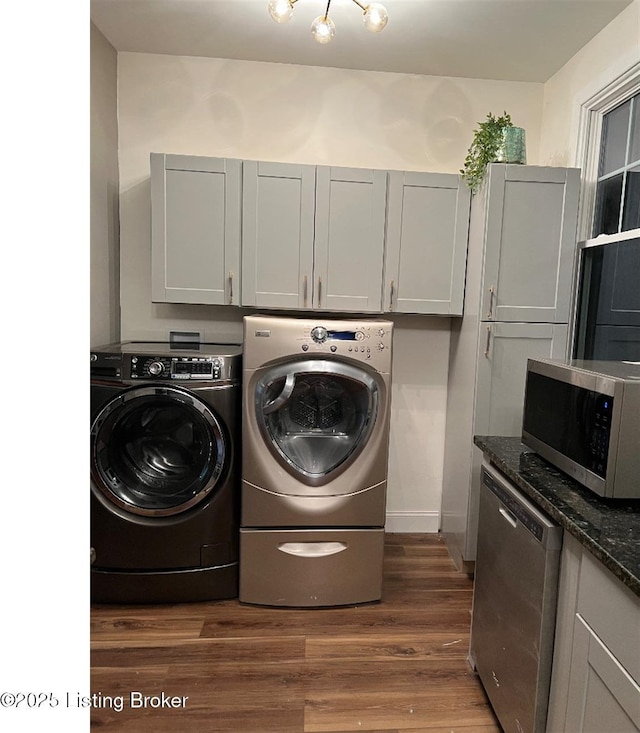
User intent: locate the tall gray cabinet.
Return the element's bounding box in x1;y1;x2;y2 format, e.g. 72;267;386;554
441;164;580;570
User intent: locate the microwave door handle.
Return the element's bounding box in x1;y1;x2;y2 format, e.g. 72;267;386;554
263;373;296;414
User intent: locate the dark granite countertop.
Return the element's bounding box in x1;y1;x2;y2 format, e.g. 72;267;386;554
474;436;640;597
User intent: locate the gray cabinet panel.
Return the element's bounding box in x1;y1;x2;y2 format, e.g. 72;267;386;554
314;166;386;312
463;323;568;561
441;165;580;569
151;153;241;305
475;322;569;437
565;617;640;732
385;171;470;315
481;165;579;323
241;160;315;309
548;534;640;733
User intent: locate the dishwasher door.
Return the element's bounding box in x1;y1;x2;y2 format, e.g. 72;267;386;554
469;461;563;733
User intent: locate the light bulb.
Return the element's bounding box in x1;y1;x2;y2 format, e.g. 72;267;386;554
363;3;388;33
268;0;294;24
311;15;335;44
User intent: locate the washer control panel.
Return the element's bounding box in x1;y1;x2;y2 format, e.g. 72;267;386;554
129;355;224;381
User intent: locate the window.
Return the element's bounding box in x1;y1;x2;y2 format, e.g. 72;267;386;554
572;83;640;361
593;92;640;235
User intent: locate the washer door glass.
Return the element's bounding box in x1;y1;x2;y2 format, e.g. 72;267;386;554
256;360;378;481
91;386;226;516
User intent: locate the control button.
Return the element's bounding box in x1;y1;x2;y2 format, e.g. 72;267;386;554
311;326;328;343
355;331;365;341
90;354;97;362
148;361;164;376
378;343;385;350
330;345;337;352
377;328;385;337
302;344;309;351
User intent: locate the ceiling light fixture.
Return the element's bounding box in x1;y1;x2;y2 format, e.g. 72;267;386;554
268;0;389;44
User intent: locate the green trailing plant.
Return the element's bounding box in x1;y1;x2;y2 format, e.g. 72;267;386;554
460;111;513;193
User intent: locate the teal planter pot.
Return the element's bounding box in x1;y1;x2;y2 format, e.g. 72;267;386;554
495;126;527;164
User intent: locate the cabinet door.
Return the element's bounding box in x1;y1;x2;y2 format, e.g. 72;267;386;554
241;160;315;309
474;322;568;436
151;153;241;305
461;323;568;562
481;165;580;323
565;616;640;732
384;171;471;315
313;166;387;312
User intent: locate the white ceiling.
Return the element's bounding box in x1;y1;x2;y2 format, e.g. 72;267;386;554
90;0;632;83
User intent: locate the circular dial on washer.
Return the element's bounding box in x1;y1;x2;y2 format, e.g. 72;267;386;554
310;326;328;343
148;360;165;376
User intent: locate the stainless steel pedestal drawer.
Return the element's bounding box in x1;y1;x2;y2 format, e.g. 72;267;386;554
239;528;384;607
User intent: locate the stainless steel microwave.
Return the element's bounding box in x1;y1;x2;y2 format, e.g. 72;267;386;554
522;359;640;499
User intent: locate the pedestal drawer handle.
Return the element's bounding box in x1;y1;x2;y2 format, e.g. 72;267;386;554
277;542;348;558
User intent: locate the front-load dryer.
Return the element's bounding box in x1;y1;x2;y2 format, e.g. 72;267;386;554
240;315;393;607
90;342;242;603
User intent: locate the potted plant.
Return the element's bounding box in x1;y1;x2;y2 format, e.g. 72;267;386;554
461;111;525;194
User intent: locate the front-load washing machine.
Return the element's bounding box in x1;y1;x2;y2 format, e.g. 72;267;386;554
240;315;393;607
90;342;242;603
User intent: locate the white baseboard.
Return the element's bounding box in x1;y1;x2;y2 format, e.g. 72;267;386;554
385;511;440;533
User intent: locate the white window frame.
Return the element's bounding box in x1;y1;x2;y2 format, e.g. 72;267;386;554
573;61;640;241
568;61;640;358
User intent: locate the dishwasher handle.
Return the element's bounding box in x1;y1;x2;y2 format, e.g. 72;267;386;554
498;506;517;529
481;464;563;550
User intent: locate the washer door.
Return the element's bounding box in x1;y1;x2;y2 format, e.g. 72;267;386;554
91;386;226;516
255;359;379;485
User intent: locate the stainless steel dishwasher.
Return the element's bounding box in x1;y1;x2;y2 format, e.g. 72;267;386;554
469;461;563;733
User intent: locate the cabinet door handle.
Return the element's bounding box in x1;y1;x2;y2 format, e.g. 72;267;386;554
487;285;495;319
317;276;322;308
303;275;308;307
228;271;234;305
389;281;395;312
484;325;492;357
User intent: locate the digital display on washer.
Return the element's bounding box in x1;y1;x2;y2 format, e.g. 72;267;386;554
173;360;215;377
327;330;358;340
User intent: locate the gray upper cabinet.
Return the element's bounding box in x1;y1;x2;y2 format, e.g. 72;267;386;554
241;160;315;309
151;152;470;315
384;171;471;315
314;166;387;313
151;153;241;305
242;163;387;313
480;165;580;323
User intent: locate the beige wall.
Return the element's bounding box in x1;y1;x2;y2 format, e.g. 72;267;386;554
91;22;120;346
116;53;543;530
539;0;640;169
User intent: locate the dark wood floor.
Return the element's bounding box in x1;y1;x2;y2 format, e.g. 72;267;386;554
90;533;501;732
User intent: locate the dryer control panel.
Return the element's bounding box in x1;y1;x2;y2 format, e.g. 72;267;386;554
244;316;393;373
